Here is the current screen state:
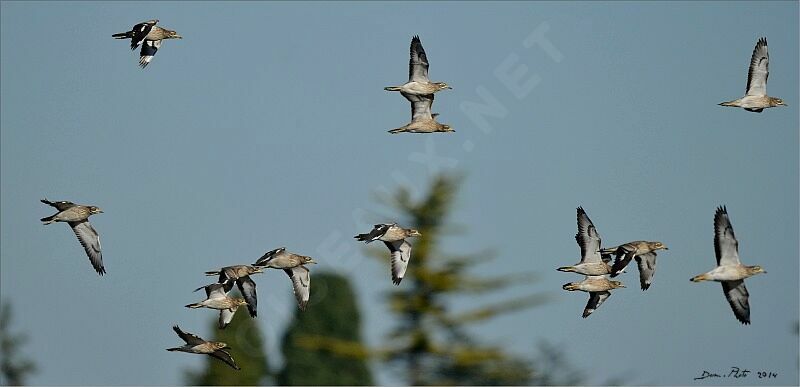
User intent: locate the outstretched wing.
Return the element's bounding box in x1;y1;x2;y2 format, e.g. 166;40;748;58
610;245;636;277
139;40;161;68
197;281;233;299
634;252;657;290
210;349;240;370
576;207;602;264
236;277;258;317
714;206;740;266
172;325;204;345
218;308;237;329
385;240;411;285
583;291;611;318
745;37;769;96
68;220;105;275
721;280;750;325
254;247;286;266
410;94;434;122
354;224;392;243
284;266;311;311
408;35;430;83
41;198;76;211
129;21;156;50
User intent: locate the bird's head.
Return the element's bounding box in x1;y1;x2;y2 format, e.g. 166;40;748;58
147;19;159;25
303;256;318;265
435;82;452;91
611;281;626;289
89;206;103;214
440;124;455;133
749;265;767;275
166;30;182;39
407;229;422;238
250;266;265;274
212;342;229;350
235;298;249;307
771;97;787;106
650;241;668;251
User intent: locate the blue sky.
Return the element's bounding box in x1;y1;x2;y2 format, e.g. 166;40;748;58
1;1;798;385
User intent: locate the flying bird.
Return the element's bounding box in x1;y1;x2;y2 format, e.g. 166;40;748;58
254;247;317;311
388;94;454;134
205;265;264;318
40;199;105;275
112;20;182;68
111;19;158;50
557;207;613;276
385;35;452;96
690;206;766;325
602;241;668;290
563;275;625;318
186;281;248;329
557;207;625;318
355;223;421;285
385;36;453;134
166;325;240;370
718;37;786;112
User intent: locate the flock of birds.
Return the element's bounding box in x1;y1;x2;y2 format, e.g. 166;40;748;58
556;206;765;323
34;19;787;370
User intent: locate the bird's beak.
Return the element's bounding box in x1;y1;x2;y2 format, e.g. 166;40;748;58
174;34;183;39
664;247;669;250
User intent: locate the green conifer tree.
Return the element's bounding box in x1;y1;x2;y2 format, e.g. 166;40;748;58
0;301;37;386
375;173;549;385
293;173;588;385
277;272;373;385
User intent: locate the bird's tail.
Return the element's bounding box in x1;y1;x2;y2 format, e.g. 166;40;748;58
40;215;56;224
562;283;579;291
354;233;372;243
556;266;575;273
384;86;402;91
112;31;133;39
185;302;203;309
690;274;708;282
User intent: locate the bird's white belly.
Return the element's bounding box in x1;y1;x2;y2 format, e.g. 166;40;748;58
401;82;428;94
704;266;745;281
202;299;230;310
738;95;767;108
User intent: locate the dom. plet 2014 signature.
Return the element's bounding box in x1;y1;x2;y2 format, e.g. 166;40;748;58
694;366;778;381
